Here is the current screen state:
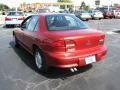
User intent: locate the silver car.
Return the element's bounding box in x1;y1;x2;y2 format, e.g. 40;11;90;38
75;10;91;21
89;10;103;20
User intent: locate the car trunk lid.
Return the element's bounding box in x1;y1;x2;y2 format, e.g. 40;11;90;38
44;29;105;52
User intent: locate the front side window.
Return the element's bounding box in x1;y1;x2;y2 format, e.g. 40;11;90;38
34;21;39;32
21;16;32;29
46;14;88;31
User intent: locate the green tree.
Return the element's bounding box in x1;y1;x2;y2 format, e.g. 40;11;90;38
84;5;90;11
80;1;86;9
80;1;90;11
57;0;72;9
0;4;9;11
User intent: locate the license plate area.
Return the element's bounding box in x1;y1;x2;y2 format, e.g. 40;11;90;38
12;18;17;21
85;55;96;64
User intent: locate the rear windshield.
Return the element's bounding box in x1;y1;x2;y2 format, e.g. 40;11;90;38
46;14;88;31
92;10;101;12
8;12;24;16
80;10;88;13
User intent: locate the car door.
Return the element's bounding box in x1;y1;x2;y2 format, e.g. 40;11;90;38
22;15;40;52
15;16;31;44
19;16;32;43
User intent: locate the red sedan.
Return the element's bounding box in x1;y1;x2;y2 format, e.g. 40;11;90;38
13;13;107;72
103;11;114;18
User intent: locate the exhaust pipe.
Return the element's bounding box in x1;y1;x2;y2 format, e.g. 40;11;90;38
74;68;77;71
70;68;74;72
70;68;78;72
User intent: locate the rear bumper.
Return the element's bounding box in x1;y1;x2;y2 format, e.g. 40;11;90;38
44;46;107;68
81;16;91;19
104;14;114;17
93;15;103;18
5;20;23;25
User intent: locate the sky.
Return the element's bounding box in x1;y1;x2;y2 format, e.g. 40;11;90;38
0;0;120;8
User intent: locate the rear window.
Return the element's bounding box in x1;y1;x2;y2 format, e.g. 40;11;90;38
8;12;24;16
80;10;88;13
46;14;88;31
92;10;101;13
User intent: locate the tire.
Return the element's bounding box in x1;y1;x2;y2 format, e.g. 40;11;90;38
13;35;19;48
86;19;89;21
110;17;112;19
104;17;106;19
6;25;9;28
34;49;49;72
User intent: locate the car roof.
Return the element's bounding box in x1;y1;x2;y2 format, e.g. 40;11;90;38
33;13;72;16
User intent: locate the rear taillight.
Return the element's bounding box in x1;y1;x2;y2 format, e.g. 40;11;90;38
99;39;104;45
5;17;11;21
52;40;76;52
18;17;25;20
65;40;76;52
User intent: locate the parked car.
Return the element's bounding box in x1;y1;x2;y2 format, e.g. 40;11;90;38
113;10;120;18
24;12;34;18
103;11;114;19
13;13;107;72
75;10;92;21
36;8;50;13
98;7;114;19
89;10;103;19
59;9;70;13
5;11;25;27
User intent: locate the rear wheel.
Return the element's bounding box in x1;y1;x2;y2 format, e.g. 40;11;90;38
104;16;107;19
13;35;19;48
6;25;10;28
86;19;89;21
34;49;49;72
110;17;113;19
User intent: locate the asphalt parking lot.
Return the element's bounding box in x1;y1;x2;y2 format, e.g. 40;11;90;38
0;19;120;90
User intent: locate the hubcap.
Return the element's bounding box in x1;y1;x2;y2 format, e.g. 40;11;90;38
35;52;42;69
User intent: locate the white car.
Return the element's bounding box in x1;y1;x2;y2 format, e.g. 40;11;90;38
113;10;120;18
5;11;25;27
75;10;92;21
89;10;103;19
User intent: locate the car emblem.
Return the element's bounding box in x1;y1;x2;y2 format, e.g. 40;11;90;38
86;40;92;46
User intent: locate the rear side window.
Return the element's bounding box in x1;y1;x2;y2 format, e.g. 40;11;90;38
27;16;39;31
46;14;88;31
